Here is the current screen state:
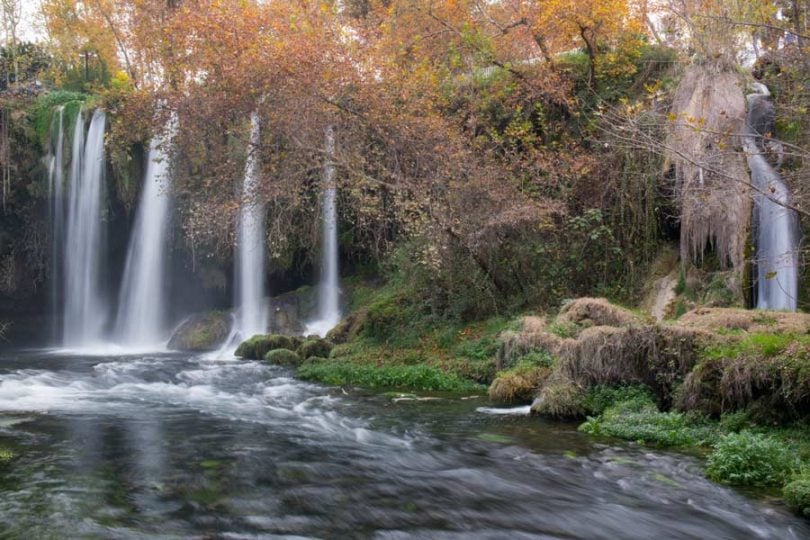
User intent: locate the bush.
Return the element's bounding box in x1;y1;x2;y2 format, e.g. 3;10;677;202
580;397;718;447
582;384;654;416
488;362;551;403
0;447;13;464
298;338;334;360
264;348;302;366
783;475;810;517
705;431;798;487
296;360;482;392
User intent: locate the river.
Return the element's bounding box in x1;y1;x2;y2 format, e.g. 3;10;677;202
0;350;807;538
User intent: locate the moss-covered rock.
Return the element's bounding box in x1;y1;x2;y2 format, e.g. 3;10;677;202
784;476;810;517
264;348;303;366
298;338;334;360
326;308;368;344
167;311;230;352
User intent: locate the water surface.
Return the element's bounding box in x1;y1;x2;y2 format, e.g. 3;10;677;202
0;350;806;538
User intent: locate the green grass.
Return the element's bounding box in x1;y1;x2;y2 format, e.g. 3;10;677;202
297;359;484;393
703;333;810;361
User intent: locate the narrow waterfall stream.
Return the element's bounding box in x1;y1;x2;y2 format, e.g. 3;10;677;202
115;119;175;348
745;83;800;311
46;107;65;339
306;125;341;337
234;112;267;340
62;110;108;348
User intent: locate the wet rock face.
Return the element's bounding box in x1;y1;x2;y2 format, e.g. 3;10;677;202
747;93;775;139
167;311;231;351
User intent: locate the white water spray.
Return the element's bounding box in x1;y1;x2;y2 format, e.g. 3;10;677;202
306;125;341;337
47;107;65;338
745;83;799;311
234;112;267;340
115;117;176;347
63;110;108;347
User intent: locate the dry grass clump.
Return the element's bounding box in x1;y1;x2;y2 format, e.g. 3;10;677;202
488;366;552;403
554;324;702;408
531;378;586;418
677;308;810;335
557;298;642;328
496;316;571;370
677;338;810;421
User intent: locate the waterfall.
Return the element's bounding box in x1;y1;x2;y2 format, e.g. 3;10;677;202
745;83;800;311
306;125;341;337
63;109;108;347
47;107;65;339
114;118;175;347
234;112;267;339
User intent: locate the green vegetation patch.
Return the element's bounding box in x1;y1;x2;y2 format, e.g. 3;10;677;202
783;474;810;517
264;348;303;366
580;395;718;447
297;359;483;393
31;91;88;149
705;431;799;487
0;447;14;464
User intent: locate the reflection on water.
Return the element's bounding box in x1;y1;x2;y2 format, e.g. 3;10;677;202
0;349;807;538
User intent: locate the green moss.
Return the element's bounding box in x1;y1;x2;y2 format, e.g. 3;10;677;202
296;359;483;392
705;431;799;487
298;338;334;360
235;334;302;360
264;348;303;366
31;91;88;149
703;333;810;361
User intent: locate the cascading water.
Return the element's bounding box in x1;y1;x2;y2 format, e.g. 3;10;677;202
114;118;175;347
745;83;800;311
47;107;65;338
234;112;267;340
63;109;108;348
306;125;341;337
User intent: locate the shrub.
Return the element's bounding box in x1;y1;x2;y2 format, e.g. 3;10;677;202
783;475;810;517
705;431;798;487
264;348;302;366
0;447;13;464
580;397;718;447
298;338;334;360
488;362;551;403
582;384;654;416
296;360;481;392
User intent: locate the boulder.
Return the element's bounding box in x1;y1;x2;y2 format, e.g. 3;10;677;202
264;348;303;366
298;338;334;360
167;311;230;352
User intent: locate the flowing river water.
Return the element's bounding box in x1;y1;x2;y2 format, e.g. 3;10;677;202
0;350;807;539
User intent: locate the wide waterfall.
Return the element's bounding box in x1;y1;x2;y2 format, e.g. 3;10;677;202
306;125;341;337
745;83;799;311
234;112;267;340
114;119;175;347
47;107;65;338
63;110;108;347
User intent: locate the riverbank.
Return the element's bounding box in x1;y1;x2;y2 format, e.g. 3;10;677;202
234;287;810;518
